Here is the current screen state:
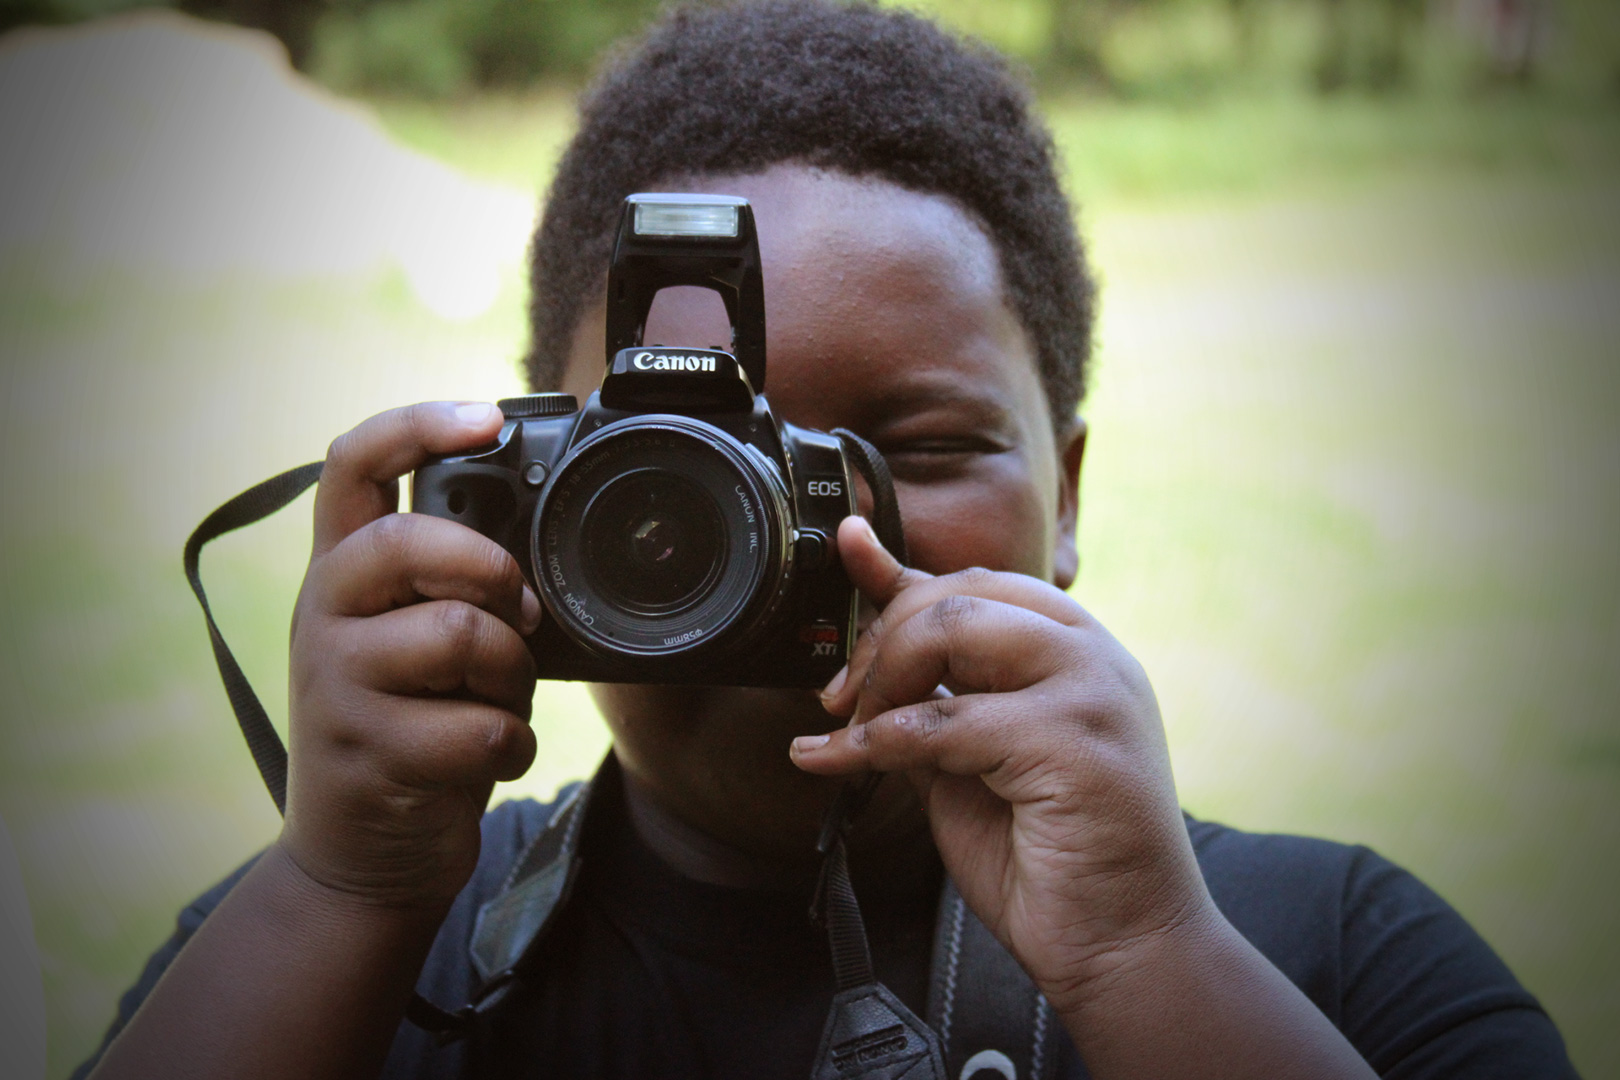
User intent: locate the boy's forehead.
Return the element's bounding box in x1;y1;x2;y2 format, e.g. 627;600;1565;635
738;166;1003;294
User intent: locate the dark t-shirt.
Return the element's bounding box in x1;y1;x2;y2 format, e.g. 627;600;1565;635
77;785;1578;1079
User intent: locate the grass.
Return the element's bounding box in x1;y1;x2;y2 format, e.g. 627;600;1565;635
2;89;1617;1077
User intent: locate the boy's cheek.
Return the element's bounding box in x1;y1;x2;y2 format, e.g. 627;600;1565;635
899;473;1054;581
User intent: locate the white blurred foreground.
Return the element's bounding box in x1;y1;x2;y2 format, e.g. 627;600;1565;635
0;11;534;320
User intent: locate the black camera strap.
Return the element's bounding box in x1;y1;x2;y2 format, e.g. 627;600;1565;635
831;428;907;565
182;461;322;815
806;774;945;1080
182;460;469;1037
805;431;945;1080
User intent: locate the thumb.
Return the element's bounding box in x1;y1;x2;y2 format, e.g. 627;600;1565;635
836;515;932;610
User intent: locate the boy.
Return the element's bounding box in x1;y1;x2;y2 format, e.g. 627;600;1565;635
82;3;1574;1077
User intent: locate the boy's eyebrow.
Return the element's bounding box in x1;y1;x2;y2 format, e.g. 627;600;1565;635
860;377;1022;429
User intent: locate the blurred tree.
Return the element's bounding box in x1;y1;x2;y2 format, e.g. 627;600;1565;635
454;0;656;86
0;0;65;35
1315;0;1349;90
7;0;1613;102
311;0;469;97
179;0;326;67
1368;0;1424;89
1478;0;1547;85
1314;0;1426;93
1227;0;1261;73
301;0;665;95
1047;0;1121;88
0;0;169;37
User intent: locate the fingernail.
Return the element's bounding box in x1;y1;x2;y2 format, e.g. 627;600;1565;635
455;401;497;427
519;585;541;636
821;665;848;699
791;734;831;756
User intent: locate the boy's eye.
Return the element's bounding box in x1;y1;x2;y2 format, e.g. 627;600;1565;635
891;442;976;456
879;437;1007;477
884;435;1007;456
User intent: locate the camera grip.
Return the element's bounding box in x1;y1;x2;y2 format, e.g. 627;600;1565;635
412;463;529;581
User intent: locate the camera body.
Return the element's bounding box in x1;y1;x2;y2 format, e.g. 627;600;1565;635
411;194;857;686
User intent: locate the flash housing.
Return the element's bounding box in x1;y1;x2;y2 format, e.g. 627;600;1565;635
606;193;767;392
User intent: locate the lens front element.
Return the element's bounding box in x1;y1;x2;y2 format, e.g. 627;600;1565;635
534;419;789;660
583;470;726;613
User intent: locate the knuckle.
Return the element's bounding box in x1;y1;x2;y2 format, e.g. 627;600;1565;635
1117;650;1153;698
862;645;886;693
928;593;978;640
509;635;539;684
946;565;997;593
403;401;435;444
432;600;485;660
860;612;890;653
871;696;953;759
325;428;359;469
368;511;416;561
477;538;522;593
482;710;517;762
1054;591;1091;627
325;684;381;749
400;401;427;440
322;621;371;684
909;696;954;741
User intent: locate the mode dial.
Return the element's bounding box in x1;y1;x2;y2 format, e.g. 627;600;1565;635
497;393;578;419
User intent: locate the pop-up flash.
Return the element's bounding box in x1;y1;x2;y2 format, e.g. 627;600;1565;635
631;195;742;238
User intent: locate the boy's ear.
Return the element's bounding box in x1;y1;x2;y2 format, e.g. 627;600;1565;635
1053;417;1087;591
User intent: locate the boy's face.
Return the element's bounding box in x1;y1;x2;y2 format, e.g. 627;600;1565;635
553;165;1084;849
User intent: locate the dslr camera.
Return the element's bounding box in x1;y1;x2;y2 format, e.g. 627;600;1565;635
412;194;859;687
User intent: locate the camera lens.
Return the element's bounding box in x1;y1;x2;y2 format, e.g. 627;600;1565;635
583;470;726;613
533;418;791;660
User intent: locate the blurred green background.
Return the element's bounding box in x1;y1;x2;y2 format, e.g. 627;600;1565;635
1;1;1617;1077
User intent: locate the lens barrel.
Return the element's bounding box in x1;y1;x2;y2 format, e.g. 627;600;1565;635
532;418;790;659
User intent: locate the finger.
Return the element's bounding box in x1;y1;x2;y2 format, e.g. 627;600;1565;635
363;697;537;789
336;600;537;716
852;596;1077;726
314;513;540;635
796;685;1154;814
313;402;504;557
836;515;933;610
824;565;1086;718
821;513;930;705
796;685;1093;799
792;691;1019;780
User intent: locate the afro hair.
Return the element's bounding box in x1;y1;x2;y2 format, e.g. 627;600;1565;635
525;0;1094;429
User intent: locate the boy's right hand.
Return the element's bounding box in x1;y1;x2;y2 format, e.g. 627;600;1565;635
281;402;541;912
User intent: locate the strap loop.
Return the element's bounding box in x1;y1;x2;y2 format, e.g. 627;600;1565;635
832;428;908;565
182;461;321;813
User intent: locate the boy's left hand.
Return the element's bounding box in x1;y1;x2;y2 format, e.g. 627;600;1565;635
792;514;1214;1017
